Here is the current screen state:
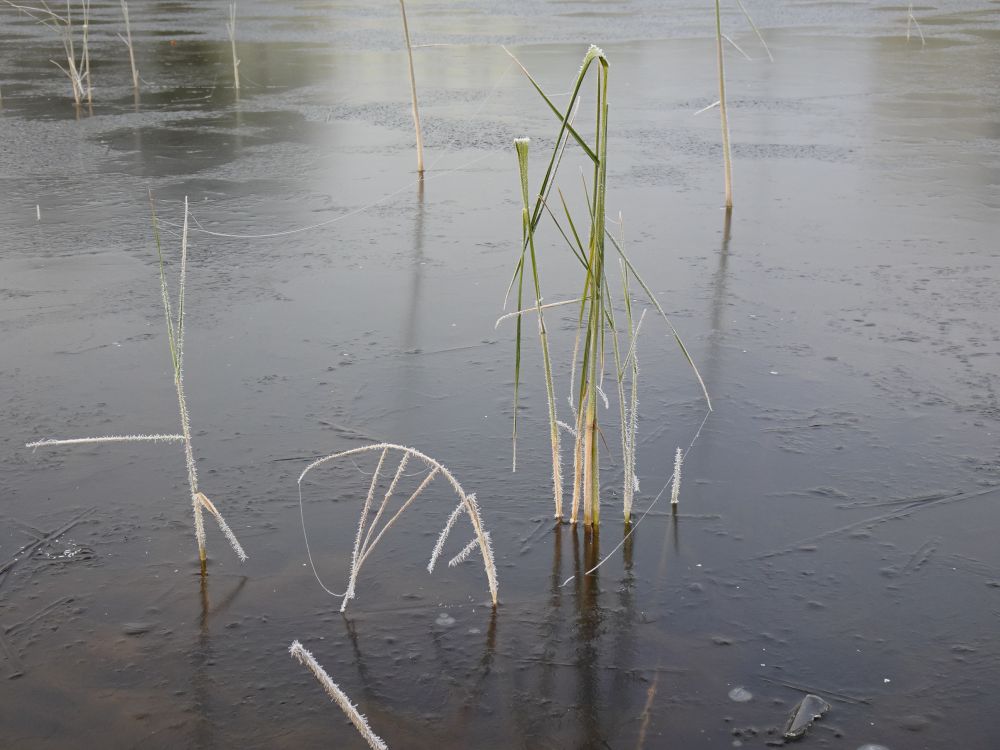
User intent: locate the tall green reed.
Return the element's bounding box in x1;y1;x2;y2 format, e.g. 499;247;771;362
504;45;711;526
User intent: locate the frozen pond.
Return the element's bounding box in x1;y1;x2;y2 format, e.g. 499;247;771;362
1;1;998;747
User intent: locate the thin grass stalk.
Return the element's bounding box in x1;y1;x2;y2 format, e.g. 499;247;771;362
360;451;407;559
80;0;91;108
398;0;424;174
604;229;712;411
607;284;630;520
288;641;389;750
715;0;734;208
733;0;773;62
514;138;563;518
120;0;139;91
344;447;388;603
355;467;440;570
907;3;925;45
226;2;240;92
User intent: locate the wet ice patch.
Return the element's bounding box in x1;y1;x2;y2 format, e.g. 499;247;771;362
728;686;753;702
435;612;455;627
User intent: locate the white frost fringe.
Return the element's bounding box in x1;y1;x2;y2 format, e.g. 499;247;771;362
670;447;683;506
288;640;388;750
26;434;185;449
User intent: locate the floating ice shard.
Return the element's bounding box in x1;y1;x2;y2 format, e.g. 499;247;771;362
783;693;831;740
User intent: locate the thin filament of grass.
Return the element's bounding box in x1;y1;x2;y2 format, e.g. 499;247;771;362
561;410;712;587
733;0;774;62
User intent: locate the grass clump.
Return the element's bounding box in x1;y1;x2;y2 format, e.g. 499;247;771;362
502;45;710;527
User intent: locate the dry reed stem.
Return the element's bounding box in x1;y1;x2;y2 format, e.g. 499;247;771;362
288;640;388;750
4;0;88;108
734;0;774;62
715;0;734;208
119;0;138;91
298;443;498;609
226;2;240;91
398;0;424;173
906;3;925;45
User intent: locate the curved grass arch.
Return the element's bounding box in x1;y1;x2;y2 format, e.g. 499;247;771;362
297;443;499;611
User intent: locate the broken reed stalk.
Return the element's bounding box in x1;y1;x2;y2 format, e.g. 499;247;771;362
226;2;240;92
297;443;498;610
398;0;424;174
289;641;389;750
119;0;139;92
714;0;734;208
